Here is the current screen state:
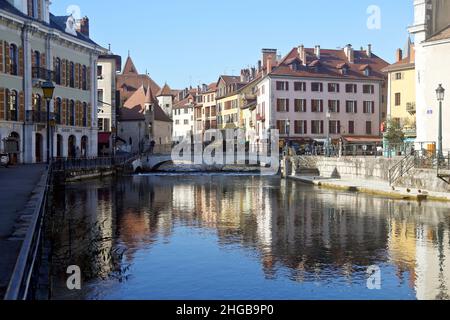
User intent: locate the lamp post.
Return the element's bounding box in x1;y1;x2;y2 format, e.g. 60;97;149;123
436;84;445;159
42;81;55;165
326;111;331;157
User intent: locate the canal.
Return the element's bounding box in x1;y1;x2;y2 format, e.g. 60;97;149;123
46;174;450;300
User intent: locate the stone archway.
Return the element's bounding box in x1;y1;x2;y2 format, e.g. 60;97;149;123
6;132;20;165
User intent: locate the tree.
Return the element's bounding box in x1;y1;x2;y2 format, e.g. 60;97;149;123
384;120;405;145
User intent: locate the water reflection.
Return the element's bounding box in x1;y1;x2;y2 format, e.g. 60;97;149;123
48;175;450;300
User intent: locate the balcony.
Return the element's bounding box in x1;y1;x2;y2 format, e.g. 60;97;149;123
406;102;416;115
32;67;55;81
26;110;60;124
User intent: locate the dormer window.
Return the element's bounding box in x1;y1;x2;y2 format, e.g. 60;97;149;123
364;68;371;76
359;64;372;76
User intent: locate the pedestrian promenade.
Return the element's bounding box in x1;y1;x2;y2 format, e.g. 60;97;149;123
290;175;450;202
0;164;46;298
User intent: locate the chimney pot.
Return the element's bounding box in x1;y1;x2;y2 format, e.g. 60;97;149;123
367;44;372;57
396;48;403;62
315;45;321;59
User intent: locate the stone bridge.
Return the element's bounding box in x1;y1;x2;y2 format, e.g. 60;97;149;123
132;155;173;172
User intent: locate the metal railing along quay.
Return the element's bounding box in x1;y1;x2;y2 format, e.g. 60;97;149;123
4;167;51;300
52;155;135;172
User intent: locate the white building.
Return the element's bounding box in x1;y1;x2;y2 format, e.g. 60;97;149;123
409;0;450;150
173;89;197;142
156;83;174;119
0;0;105;163
97;53;121;155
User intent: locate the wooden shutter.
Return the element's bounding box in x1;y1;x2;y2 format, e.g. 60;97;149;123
86;67;91;91
0;88;5;120
62;99;67;125
75;64;80;89
0;41;3;73
19;91;25;121
38;0;42;20
320;100;324;113
27;0;33;16
61;60;66;86
19;47;24;76
88;103;92;127
41;52;46;69
304;121;308;134
4;41;10;74
337;100;340;113
66;62;70;86
286;99;289;112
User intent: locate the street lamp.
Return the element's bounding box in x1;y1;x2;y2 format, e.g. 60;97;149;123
436;84;445;159
42;81;55;165
326;111;332;157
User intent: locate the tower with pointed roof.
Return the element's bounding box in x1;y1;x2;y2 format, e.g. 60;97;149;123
156;83;174;118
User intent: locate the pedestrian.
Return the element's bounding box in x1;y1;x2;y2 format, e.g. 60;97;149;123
150;140;156;154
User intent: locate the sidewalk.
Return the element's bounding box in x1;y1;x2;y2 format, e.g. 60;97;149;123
290;175;450;202
0;164;46;298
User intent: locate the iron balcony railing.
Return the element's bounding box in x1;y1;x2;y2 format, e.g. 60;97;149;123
32;67;55;81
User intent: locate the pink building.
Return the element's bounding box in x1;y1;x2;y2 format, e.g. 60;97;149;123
255;45;389;147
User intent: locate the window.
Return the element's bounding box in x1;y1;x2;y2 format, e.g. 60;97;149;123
55;98;62;124
328;100;340;113
346;101;358;113
276;120;290;135
363;85;375;94
98;118;104;131
345;84;357;93
276;99;289;112
82;102;88;127
33;94;41;113
98;89;104;107
395;93;401;106
311;82;323;92
311;99;324;112
175;120;180;125
33;51;40;69
311;120;324;134
395;72;402;80
184;119;189;125
97;65;103;79
55;58;61;85
294;120;307;134
8;90;18;121
82;66;87;90
294;99;307;112
366;121;372;135
9;44;18;75
329;120;341;134
294;82;306;92
363;101;375;114
69;62;75;87
348;121;355;134
69;100;75;126
328;83;340;93
276;81;289;91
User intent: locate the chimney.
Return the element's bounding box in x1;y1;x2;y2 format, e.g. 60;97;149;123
297;45;306;65
77;16;90;37
262;49;277;68
366;44;372;57
409;45;415;63
396;48;403;62
257;60;262;72
267;56;273;75
315;45;321;59
344;44;354;63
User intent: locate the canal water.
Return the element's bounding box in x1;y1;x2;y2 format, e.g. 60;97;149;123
46;174;450;300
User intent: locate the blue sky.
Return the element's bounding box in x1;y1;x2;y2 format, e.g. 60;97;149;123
52;0;413;89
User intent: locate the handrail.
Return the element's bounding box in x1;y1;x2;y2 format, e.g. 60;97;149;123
388;153;415;186
4;167;51;300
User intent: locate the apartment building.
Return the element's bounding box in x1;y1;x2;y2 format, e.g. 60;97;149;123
97;53;121;155
382;39;416;142
0;0;105;163
194;82;217;135
255;45;388;146
173;88;197;142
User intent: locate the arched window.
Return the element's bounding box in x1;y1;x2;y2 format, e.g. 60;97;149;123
32;93;41;122
82;102;88;127
70;62;75;87
55;58;61;85
55;98;62;124
33;51;40;78
9;44;18;75
82;66;87;90
8;90;18;121
69;100;75;126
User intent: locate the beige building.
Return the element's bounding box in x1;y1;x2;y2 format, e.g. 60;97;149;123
0;0;105;163
382;39;416;141
194;83;217;135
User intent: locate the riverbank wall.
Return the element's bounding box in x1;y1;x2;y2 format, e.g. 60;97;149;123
290;156;450;195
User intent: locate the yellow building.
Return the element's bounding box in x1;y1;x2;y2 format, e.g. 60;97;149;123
383;40;416;140
216;76;243;130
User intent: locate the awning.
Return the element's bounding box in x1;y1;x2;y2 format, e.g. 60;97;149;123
342;136;382;144
98;132;111;144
